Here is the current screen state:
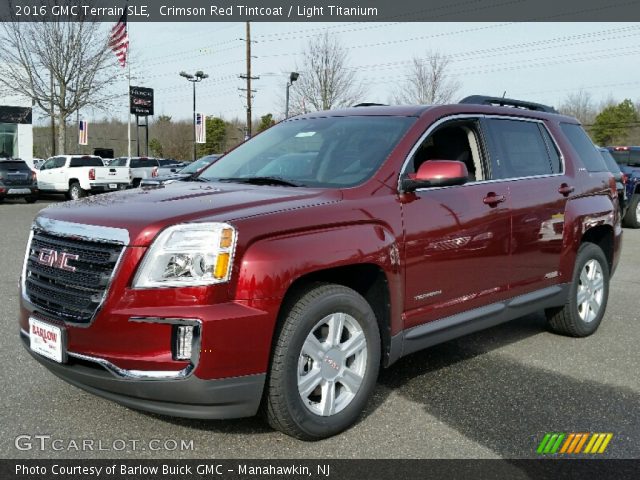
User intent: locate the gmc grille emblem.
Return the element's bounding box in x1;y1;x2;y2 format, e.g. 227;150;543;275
37;248;79;272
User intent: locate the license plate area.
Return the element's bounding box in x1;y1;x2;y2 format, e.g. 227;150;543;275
108;183;117;189
8;188;31;195
29;317;66;363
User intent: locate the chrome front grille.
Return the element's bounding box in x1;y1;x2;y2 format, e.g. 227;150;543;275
24;230;124;323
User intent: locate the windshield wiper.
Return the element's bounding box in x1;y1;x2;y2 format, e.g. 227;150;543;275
189;176;210;182
216;176;304;187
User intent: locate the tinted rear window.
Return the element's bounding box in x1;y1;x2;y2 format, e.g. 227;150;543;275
0;161;29;171
131;158;157;168
559;123;607;172
69;157;104;167
609;149;640;166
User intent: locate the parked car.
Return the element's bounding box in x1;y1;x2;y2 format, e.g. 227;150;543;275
598;147;627;217
605;146;640;228
109;156;161;187
140;154;222;186
37;155;131;200
156;158;187;177
0;158;38;203
19;96;621;440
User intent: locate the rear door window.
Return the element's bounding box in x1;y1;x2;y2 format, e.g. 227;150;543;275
559;123;607;172
485;119;558;179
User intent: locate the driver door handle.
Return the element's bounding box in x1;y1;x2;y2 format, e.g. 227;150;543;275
483;192;506;206
558;184;575;196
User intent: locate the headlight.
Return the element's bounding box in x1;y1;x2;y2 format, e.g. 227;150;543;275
133;222;237;288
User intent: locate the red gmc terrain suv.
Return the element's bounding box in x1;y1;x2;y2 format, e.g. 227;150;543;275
19;96;622;439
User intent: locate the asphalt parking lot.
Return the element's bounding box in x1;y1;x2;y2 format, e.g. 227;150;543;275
0;197;638;459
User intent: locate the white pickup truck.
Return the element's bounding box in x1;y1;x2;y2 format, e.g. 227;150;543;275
37;155;131;200
109;157;185;187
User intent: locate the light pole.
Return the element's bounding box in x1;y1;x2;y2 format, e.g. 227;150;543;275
285;72;299;119
179;70;208;161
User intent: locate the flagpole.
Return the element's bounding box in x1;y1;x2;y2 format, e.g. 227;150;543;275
127;57;131;158
126;3;131;160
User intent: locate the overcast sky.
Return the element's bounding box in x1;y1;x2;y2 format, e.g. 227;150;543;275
87;22;640;123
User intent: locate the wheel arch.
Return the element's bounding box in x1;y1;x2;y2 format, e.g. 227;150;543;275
560;194;619;280
234;223;401;369
276;264;392;367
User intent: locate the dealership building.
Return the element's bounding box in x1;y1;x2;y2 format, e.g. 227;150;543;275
0;95;33;159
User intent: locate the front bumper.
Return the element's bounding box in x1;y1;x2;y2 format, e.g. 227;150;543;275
20;330;265;419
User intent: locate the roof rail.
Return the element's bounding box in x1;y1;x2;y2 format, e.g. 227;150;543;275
459;95;557;113
352;102;388;107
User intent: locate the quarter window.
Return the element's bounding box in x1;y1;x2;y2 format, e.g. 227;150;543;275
559;123;607;172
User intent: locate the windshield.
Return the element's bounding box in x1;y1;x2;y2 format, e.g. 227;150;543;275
198;116;416;188
183;156;218;174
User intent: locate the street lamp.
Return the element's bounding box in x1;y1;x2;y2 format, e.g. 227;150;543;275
180;70;209;161
285;72;299;119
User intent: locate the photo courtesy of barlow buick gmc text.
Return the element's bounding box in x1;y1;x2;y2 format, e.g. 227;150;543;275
1;1;639;479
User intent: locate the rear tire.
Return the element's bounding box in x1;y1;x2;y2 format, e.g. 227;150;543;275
25;195;38;204
265;283;380;440
67;181;85;201
546;242;609;337
132;178;141;188
622;194;640;228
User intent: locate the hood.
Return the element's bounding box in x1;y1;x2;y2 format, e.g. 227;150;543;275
39;181;342;246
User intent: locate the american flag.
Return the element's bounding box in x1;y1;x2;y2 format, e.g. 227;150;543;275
78;120;88;145
195;113;206;144
109;9;129;68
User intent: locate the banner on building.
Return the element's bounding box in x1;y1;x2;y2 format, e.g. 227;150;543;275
196;113;206;144
78;120;88;145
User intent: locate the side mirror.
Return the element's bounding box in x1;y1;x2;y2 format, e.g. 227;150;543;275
401;160;468;192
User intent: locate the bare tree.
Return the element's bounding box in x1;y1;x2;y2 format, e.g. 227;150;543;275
0;4;119;153
393;52;461;105
289;33;365;113
559;90;596;125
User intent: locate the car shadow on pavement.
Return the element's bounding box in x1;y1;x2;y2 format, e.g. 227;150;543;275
137;409;274;435
373;312;638;458
141;311;554;438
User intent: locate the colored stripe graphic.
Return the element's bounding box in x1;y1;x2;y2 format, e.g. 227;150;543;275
538;433;613;454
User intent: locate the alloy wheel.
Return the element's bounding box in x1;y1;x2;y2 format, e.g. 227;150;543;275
576;259;604;323
297;312;368;416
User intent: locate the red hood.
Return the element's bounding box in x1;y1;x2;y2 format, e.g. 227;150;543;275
38;182;342;246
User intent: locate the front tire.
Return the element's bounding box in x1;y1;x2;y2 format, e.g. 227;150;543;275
546;242;609;337
265;284;380;440
622;194;640;228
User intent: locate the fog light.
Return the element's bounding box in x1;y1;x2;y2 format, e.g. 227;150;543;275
174;325;194;360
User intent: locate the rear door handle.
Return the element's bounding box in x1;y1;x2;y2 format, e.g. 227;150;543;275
558;184;575;196
483;192;506;206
